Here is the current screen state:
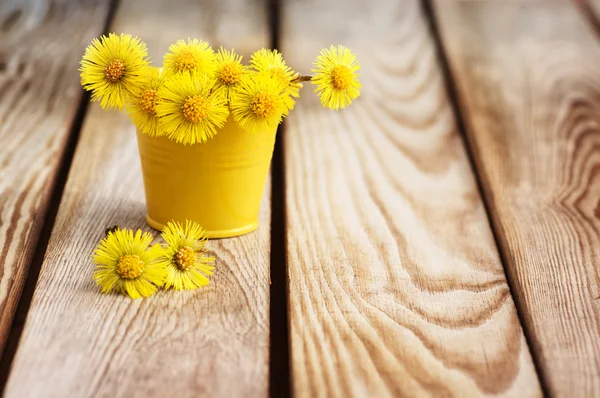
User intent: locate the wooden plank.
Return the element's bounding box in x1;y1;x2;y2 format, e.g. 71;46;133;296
434;1;600;396
281;0;541;396
4;0;271;396
587;0;600;19
0;0;111;354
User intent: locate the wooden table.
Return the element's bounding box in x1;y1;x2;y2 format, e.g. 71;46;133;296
1;0;599;396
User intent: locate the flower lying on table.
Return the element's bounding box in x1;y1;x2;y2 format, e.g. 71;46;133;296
93;229;165;299
159;221;215;291
79;33;361;145
93;220;214;299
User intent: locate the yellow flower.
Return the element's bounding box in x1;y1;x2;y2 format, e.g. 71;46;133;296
213;47;247;99
163;38;216;75
126;67;165;136
231;74;287;134
80;33;150;110
250;49;298;114
311;45;361;110
158;220;215;291
156;72;229;144
93;229;166;299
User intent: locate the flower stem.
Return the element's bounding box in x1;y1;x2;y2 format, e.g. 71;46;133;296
292;74;313;83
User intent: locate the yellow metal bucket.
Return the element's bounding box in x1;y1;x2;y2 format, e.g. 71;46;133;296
136;116;276;238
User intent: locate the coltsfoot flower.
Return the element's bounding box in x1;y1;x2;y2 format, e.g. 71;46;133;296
213;47;247;99
127;67;165;136
250;48;298;114
159;220;215;291
163;38;216;76
156;72;229;144
93;228;166;299
231;74;287;134
80;33;150;110
311;45;361;110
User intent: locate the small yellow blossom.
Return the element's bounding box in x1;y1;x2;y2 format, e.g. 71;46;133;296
250;49;298;114
163;39;216;75
80;33;150;110
231;74;287;134
156;72;229;144
93;228;166;299
127;67;165;136
213;47;247;99
158;220;215;291
311;45;361;110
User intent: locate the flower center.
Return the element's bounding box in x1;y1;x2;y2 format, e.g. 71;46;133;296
251;92;278;119
182;95;209;123
104;59;125;83
140;89;158;115
219;62;243;85
175;51;199;72
175;246;196;270
331;65;353;90
116;254;144;279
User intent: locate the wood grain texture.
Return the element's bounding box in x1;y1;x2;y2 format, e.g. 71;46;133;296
281;0;542;396
0;0;111;355
587;0;600;20
434;1;600;396
4;0;271;396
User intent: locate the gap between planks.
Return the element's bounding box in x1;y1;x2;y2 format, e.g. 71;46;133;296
267;0;293;397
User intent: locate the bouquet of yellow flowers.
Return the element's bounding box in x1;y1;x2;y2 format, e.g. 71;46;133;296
79;33;361;239
79;34;361;145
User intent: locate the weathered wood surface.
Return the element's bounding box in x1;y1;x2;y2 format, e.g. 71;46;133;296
0;0;111;355
434;0;600;396
281;0;541;396
4;0;272;396
587;0;600;20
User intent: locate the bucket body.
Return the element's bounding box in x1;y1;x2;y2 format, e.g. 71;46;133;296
136;116;276;238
